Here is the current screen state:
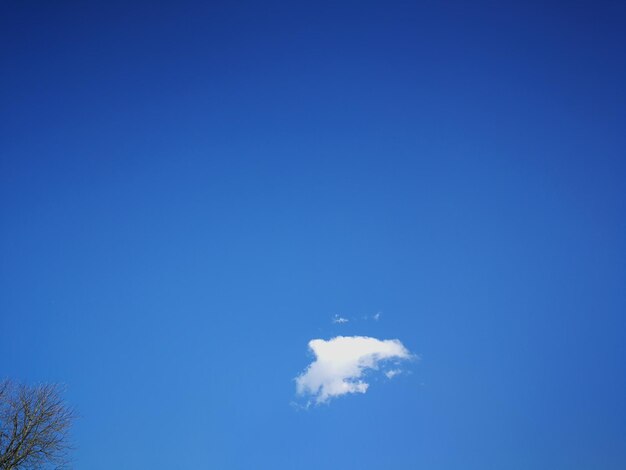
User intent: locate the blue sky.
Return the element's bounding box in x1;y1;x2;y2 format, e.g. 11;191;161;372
1;1;625;468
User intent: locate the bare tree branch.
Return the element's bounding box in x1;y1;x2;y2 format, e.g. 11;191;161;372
0;380;75;470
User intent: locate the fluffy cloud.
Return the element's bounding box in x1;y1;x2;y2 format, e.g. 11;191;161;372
295;336;412;404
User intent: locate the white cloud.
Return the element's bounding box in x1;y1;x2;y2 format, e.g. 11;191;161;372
373;312;381;321
385;369;401;379
332;315;349;324
295;336;412;404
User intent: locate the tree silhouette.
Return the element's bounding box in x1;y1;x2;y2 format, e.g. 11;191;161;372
0;380;75;469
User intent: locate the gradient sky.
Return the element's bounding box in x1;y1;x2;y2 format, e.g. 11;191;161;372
1;1;625;469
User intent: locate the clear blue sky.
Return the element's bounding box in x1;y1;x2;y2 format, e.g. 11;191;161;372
1;1;625;468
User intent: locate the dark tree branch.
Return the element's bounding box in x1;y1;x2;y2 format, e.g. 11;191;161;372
0;380;75;470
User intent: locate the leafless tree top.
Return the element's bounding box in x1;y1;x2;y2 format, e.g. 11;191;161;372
0;380;75;470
